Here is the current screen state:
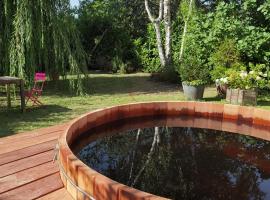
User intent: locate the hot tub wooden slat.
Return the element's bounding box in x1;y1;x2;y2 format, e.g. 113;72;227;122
0;139;56;165
0;173;63;200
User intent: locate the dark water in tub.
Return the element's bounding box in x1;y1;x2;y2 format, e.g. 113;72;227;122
77;116;270;200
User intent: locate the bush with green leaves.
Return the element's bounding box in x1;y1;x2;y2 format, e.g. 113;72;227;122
77;0;141;72
134;24;162;73
178;42;210;86
225;64;270;90
183;1;270;80
209;39;241;81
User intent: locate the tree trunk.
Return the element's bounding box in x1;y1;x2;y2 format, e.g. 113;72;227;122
164;0;172;65
131;127;159;187
128;129;141;185
179;0;193;62
153;22;166;67
145;0;172;68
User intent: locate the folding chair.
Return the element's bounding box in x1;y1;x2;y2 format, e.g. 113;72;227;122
25;73;46;106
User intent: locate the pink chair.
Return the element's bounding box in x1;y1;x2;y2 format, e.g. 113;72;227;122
25;73;46;106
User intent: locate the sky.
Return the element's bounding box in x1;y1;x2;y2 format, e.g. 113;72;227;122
70;0;80;7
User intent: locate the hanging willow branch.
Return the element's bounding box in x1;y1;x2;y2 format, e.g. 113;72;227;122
0;0;87;95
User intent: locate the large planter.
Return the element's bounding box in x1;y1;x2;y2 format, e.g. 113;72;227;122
226;88;257;106
182;82;205;100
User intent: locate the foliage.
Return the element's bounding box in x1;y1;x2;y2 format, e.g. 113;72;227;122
215;77;228;86
178;41;210;85
0;0;87;95
209;39;240;68
210;39;241;81
135;24;162;73
211;66;230;85
224;64;270;90
111;55;132;74
183;0;270;82
258;0;270;21
77;0;144;71
183;79;207;86
133;0;183;75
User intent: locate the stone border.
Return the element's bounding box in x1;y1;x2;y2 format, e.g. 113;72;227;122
58;101;270;200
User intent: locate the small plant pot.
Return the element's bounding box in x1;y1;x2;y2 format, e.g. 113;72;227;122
182;82;205;100
226;88;257;106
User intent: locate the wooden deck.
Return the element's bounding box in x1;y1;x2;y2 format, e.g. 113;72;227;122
0;124;73;200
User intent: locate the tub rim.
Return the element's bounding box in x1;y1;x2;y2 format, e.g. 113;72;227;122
58;101;270;200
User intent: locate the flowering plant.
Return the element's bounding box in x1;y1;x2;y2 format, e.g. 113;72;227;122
224;64;269;90
215;77;228;86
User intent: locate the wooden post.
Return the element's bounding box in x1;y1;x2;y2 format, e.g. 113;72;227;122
19;80;25;112
6;84;11;109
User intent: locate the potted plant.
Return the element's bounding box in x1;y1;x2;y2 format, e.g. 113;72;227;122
209;39;241;98
215;76;228;97
178;49;209;100
224;64;269;105
181;80;207;100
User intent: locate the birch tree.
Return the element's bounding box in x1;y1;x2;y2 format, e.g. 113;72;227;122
131;127;160;187
144;0;172;68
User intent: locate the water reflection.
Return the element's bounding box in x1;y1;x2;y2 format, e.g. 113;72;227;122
78;117;270;200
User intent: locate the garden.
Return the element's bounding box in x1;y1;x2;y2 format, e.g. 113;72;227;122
1;1;270;200
0;0;270;135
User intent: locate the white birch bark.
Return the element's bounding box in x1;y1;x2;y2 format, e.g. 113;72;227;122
128;129;141;185
144;0;171;67
179;0;193;62
153;23;166;67
164;0;172;64
131;127;159;187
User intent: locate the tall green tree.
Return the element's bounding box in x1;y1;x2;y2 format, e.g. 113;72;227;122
77;0;146;72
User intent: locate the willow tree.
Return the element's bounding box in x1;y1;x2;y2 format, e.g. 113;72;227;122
0;1;3;75
0;0;86;94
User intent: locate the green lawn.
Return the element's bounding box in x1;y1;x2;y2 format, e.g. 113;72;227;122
1;72;270;137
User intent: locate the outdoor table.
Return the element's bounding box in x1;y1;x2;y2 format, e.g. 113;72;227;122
0;76;25;112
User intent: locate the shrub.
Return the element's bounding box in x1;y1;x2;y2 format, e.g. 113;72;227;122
222;63;270;90
178;42;210;86
112;55;127;74
134;24;162;73
209;39;241;81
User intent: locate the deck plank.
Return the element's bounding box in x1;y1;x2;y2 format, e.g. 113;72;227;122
0;173;64;200
0;124;72;199
0;131;62;154
36;188;73;200
0;150;54;178
0;162;59;193
0;139;56;166
0;123;67;144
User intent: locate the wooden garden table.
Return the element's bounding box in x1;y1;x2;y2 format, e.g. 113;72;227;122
0;76;25;112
